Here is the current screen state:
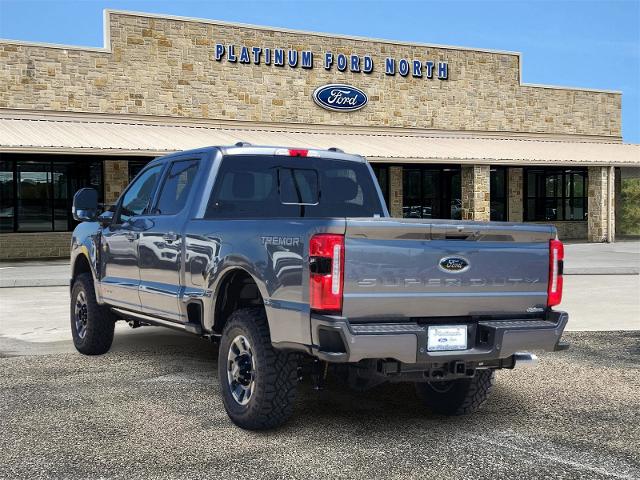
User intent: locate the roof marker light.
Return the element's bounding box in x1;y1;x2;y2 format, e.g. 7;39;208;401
288;149;308;157
275;148;319;157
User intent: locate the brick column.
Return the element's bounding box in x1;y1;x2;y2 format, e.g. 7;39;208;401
388;166;403;217
588;166;615;242
104;160;129;205
461;165;490;221
507;167;523;222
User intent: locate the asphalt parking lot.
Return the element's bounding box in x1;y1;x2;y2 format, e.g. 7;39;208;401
1;242;638;479
1;328;639;479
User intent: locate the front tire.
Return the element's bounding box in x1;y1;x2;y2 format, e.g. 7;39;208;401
415;369;495;415
70;273;115;355
218;307;299;430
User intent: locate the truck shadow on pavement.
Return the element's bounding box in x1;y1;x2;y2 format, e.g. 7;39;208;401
109;328;533;425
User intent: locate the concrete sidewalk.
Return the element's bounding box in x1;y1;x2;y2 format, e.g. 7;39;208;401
563;241;640;275
0;259;69;288
0;240;638;288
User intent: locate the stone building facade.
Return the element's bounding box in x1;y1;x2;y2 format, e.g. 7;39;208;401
0;10;637;259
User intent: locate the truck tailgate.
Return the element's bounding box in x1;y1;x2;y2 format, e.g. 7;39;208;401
342;219;555;321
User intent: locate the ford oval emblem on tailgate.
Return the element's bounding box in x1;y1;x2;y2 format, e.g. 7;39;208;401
312;84;368;112
439;256;470;273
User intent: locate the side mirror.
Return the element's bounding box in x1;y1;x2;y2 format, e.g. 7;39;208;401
97;210;114;227
72;188;99;222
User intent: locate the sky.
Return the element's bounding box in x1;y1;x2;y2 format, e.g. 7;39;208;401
0;0;638;142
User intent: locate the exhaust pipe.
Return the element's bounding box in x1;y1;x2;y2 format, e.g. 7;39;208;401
514;352;538;367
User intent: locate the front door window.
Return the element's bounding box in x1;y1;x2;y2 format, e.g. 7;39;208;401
116;165;163;224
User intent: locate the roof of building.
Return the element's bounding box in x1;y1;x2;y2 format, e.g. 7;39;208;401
1;110;638;167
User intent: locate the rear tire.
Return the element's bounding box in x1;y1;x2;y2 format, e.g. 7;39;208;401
70;273;115;355
218;307;299;430
415;369;495;415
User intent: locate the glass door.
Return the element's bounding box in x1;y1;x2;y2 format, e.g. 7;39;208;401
17;163;52;232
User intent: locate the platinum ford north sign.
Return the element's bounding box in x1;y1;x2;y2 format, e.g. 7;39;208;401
313;84;368;112
214;44;449;80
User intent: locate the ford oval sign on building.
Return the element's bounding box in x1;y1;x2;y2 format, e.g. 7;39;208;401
312;84;368;112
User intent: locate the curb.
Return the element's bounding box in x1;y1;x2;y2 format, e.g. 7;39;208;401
0;279;70;288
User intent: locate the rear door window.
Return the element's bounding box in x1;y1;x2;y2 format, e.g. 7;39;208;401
205;155;383;219
152;159;200;215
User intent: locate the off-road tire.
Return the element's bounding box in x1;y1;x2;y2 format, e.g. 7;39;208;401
415;369;495;415
218;307;299;430
70;273;115;355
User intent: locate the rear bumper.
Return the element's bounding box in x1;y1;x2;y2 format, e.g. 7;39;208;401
310;311;569;364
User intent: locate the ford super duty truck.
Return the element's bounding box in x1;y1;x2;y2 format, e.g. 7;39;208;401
70;144;569;430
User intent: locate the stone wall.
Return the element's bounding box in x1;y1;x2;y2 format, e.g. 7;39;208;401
0;11;621;138
533;221;588;241
104;160;129;204
507;167;524;222
388;166;403;217
461;165;490;221
588;166;614;242
0;232;72;259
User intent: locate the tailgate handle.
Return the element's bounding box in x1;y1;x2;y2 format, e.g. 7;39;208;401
445;234;472;240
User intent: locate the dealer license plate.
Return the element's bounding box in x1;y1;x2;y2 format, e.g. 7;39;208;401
427;325;468;352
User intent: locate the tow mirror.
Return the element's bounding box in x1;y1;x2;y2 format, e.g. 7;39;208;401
72;188;99;222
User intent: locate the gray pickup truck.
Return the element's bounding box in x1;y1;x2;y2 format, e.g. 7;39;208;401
70;144;568;430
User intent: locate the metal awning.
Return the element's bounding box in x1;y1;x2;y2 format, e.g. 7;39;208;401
1;111;638;166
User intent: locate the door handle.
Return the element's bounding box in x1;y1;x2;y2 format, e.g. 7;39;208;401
163;232;179;243
124;232;137;242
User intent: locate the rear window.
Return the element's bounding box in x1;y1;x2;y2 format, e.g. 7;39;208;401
205;155;383;218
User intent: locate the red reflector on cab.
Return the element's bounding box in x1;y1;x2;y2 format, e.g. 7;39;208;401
309;234;344;313
288;149;308;157
547;239;564;307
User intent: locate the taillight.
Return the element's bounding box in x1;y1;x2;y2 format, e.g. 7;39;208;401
547;239;564;307
309;234;344;313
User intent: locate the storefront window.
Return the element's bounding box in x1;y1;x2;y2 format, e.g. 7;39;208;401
0;161;14;232
0;155;104;232
402;166;461;219
490;167;508;221
371;164;389;209
524;168;587;221
17;163;51;232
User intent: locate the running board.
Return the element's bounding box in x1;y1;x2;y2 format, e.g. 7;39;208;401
111;308;201;334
